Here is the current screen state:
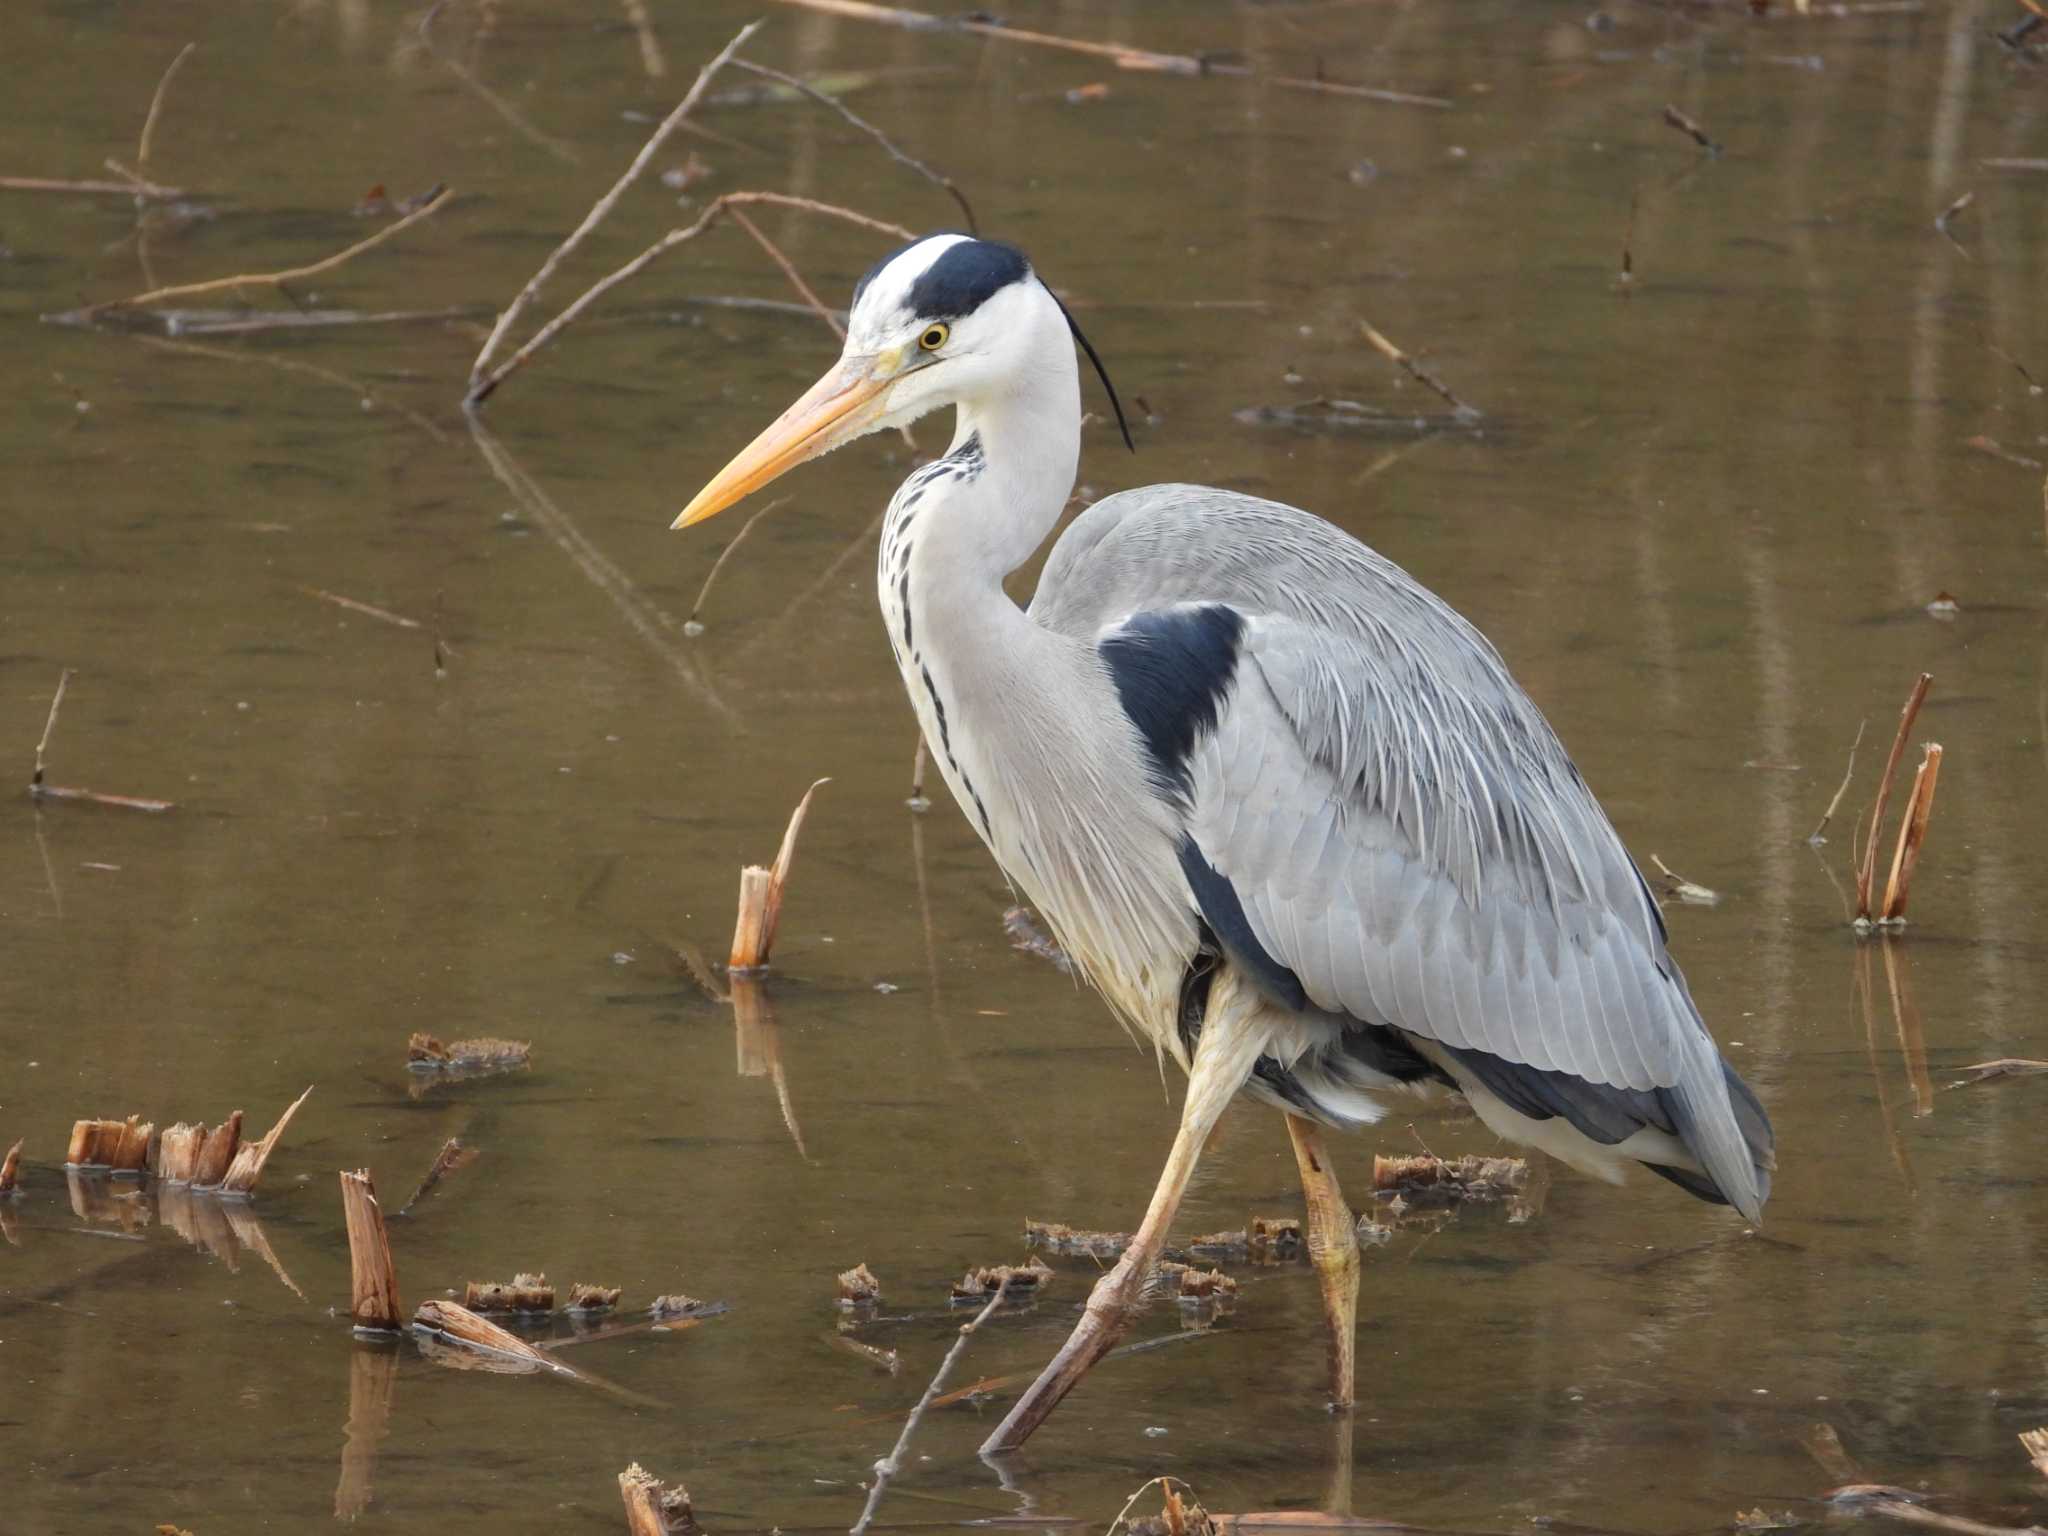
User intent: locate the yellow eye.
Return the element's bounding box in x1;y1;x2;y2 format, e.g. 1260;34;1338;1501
918;322;950;351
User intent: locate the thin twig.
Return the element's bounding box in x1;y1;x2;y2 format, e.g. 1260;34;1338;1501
1358;319;1482;420
465;21;762;398
0;175;185;199
849;1275;1011;1536
419;2;579;166
761;0;1452;107
1662;103;1721;155
687;496;788;628
1935;189;1975;259
1855;673;1933;923
31;670;73;792
731;57;976;232
466;192;914;404
86;186;451;315
728;207;844;337
1808;718;1866;844
137;44;196;182
300;586;423;629
127;334;450;443
622;0;668;78
465;413;737;725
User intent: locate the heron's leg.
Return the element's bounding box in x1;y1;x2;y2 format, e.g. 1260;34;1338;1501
1285;1112;1359;1410
980;1013;1268;1456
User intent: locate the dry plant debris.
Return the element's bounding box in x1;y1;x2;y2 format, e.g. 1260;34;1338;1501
650;1293;721;1320
341;1169;403;1333
566;1282;622;1314
1947;1059;2048;1088
2020;1428;2048;1476
619;1462;695;1536
1373;1152;1530;1207
465;1274;555;1314
0;1138;20;1196
1184;1229;1252;1262
1172;1265;1237;1303
1025;1219;1131;1258
1649;854;1720;906
66;1116;153;1171
406;1032;532;1072
1248;1216;1304;1263
836;1262;881;1305
1122;1480;1219;1536
951;1256;1052;1301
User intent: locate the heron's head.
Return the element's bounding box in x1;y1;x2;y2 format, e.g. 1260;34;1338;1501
674;232;1128;529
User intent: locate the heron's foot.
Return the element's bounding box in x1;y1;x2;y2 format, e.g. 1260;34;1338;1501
1287;1114;1361;1409
978;1248;1148;1455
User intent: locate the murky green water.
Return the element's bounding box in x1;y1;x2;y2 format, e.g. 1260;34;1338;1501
5;2;2048;1532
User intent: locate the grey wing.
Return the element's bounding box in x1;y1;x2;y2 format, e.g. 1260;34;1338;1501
1035;486;1774;1222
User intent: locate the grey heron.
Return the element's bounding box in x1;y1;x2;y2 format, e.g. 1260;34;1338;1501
675;234;1776;1453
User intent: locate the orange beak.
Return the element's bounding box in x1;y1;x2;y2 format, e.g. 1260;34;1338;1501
672;360;893;529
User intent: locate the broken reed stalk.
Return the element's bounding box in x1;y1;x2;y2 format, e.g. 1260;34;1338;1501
466;191;914;404
620;1463;694;1536
397;1136;477;1216
730;778;830;971
849;1274;1012;1536
1358;319;1482;420
465;20;763;399
730;56;977;233
1879;744;1943;923
1855;673;1934;922
1809;718;1867;843
30;668;71;795
341;1170;403;1332
85;186;451;316
0;174;186;198
0;1138;21;1195
217;1084;312;1195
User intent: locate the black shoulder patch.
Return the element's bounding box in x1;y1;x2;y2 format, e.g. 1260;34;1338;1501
906;239;1030;320
1178;838;1308;1012
1099;604;1245;803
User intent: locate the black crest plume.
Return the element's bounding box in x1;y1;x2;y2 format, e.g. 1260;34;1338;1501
1048;289;1136;454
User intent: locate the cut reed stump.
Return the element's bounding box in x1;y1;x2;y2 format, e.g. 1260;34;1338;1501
66;1116;153;1171
1372;1152;1530;1207
406;1033;531;1072
465;1273;554;1315
340;1170;403;1334
619;1463;694;1536
729;778;828;972
0;1138;20;1195
951;1256;1051;1301
836;1262;881;1306
566;1282;622;1315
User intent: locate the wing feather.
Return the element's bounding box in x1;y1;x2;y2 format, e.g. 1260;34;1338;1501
1037;485;1771;1218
